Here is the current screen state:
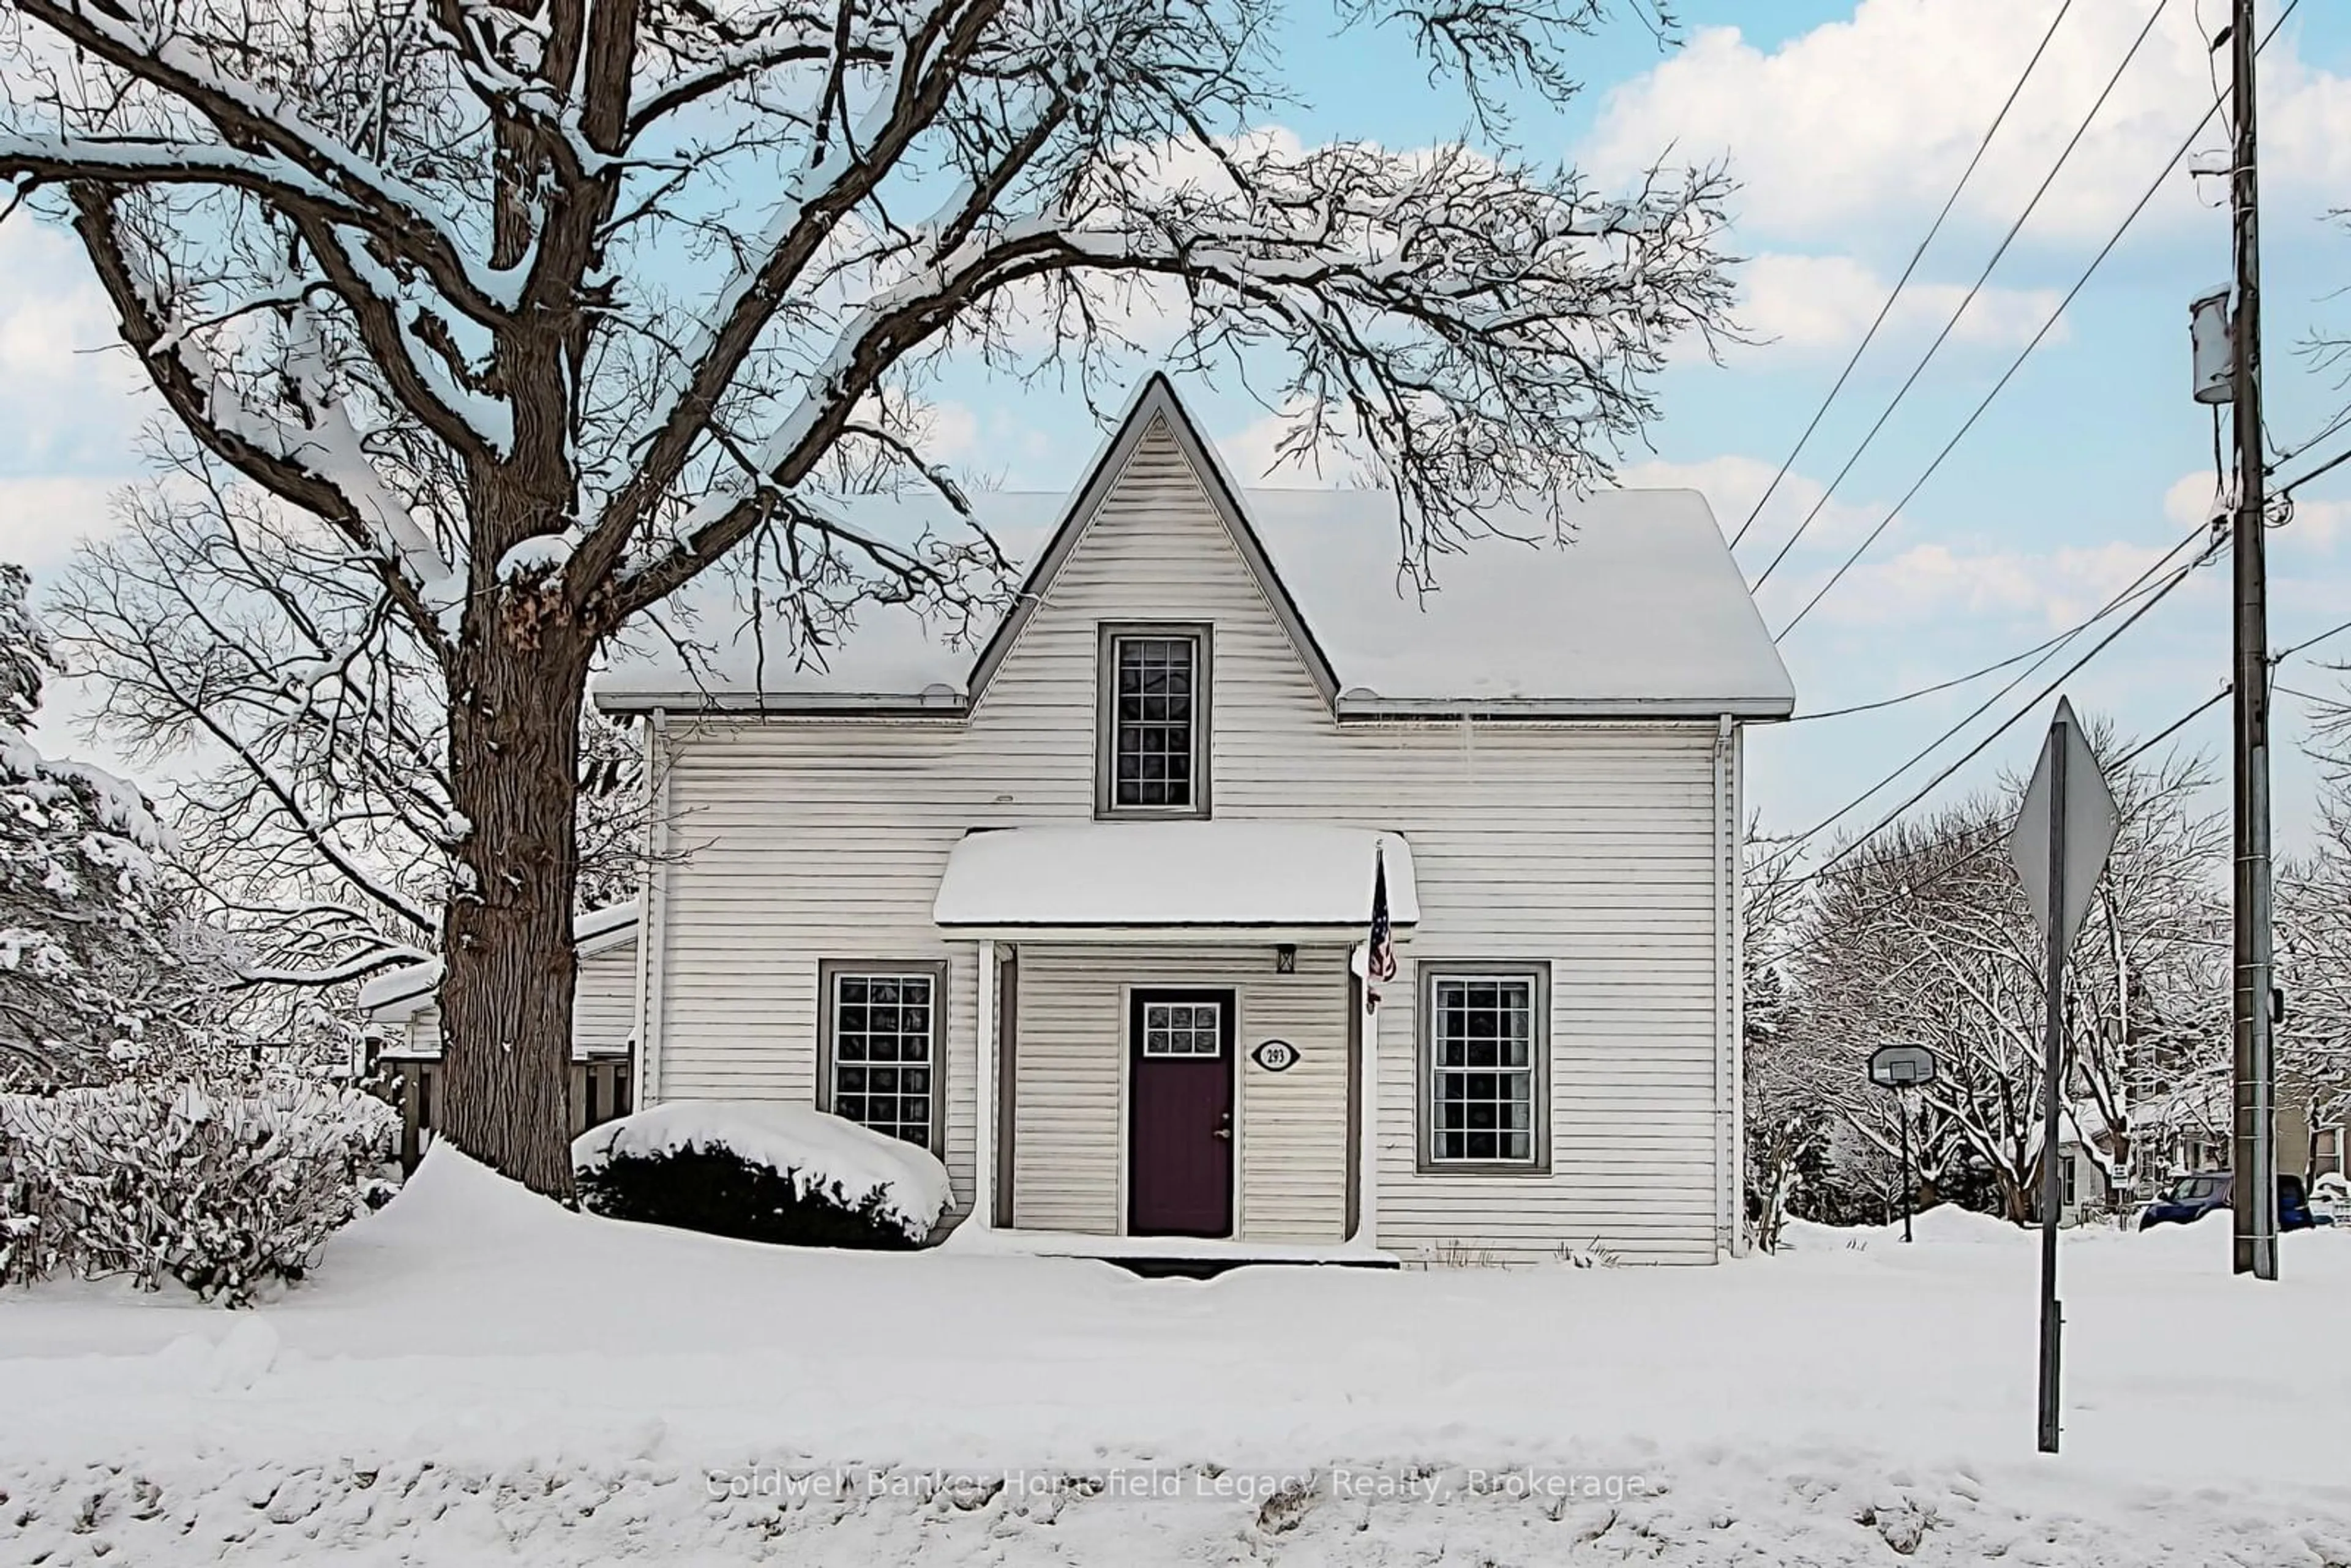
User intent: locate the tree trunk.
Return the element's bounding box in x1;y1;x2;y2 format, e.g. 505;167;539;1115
435;617;593;1200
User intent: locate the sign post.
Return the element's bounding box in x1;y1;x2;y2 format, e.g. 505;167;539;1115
1867;1044;1938;1244
2008;697;2120;1456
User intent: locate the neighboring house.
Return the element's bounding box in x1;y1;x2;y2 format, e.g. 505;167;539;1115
359;900;643;1062
2041;1101;2121;1223
2050;1079;2266;1219
2280;1084;2350;1184
2053;1077;2351;1220
593;377;1794;1264
2124;1081;2232;1190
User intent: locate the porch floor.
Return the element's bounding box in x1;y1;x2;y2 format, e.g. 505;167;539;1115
939;1223;1401;1279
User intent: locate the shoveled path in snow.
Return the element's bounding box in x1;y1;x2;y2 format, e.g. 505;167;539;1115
3;1152;2349;1564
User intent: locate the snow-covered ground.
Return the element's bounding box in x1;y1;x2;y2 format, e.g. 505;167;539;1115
4;1152;2349;1564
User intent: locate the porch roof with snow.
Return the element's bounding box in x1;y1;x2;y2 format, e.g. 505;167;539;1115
931;822;1417;939
593;377;1795;721
356;899;642;1022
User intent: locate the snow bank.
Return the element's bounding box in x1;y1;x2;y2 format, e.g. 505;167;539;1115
6;1147;2351;1562
10;1443;2345;1566
572;1100;951;1240
1779;1204;2034;1253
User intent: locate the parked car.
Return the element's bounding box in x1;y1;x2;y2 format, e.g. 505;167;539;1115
2138;1172;2327;1231
2312;1172;2349;1223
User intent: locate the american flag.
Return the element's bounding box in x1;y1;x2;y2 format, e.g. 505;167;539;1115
1367;842;1398;1007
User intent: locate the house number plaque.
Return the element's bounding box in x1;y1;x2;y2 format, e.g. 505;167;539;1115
1251;1040;1299;1073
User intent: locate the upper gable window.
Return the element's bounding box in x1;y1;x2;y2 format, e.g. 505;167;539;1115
1097;623;1211;817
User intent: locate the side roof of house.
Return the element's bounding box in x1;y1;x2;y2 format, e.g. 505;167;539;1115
594;375;1796;720
357;900;641;1021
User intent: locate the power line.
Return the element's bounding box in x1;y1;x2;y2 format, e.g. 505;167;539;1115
1773;536;2219;880
1759;675;2244;969
2114;684;2230;767
2267;405;2351;474
1775;596;2336;907
1788;525;2205;723
2276;441;2351;499
1766;522;2213;864
2274;613;2351;665
1727;0;2080;553
1771;0;2303;643
1747;0;2167;594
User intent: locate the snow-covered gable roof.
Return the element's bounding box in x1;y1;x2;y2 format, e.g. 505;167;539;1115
594;375;1795;719
358;900;640;1021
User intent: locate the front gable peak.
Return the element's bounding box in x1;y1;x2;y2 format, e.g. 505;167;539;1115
963;375;1341;711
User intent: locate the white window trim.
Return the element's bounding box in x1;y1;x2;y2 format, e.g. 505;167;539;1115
816;959;948;1154
1095;622;1212;819
1140;997;1225;1058
1416;961;1551;1176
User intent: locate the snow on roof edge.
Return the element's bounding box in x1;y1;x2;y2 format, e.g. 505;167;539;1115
933;822;1419;929
356;899;640;1015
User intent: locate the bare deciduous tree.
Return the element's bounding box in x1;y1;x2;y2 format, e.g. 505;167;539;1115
2;0;1734;1195
48;442;644;1003
2277;677;2351;1142
1782;729;2225;1223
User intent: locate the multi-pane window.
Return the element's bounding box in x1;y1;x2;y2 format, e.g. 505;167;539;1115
1426;972;1542;1168
1141;999;1223;1057
827;969;937;1151
1108;632;1201;811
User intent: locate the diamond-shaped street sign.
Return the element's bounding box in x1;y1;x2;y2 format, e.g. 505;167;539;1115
2008;697;2120;950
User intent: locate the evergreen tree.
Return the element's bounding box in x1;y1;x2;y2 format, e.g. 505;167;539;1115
0;564;213;1087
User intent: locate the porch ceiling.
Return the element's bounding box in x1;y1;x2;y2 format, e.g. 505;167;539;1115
932;821;1417;938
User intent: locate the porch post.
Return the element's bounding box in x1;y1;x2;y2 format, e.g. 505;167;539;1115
1354;944;1379;1245
973;939;996;1231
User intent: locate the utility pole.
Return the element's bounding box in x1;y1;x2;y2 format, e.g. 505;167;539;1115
2227;0;2279;1281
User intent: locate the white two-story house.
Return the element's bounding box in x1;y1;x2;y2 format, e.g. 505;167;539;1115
593;376;1794;1264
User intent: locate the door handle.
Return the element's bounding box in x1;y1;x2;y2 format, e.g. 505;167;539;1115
1212;1113;1232;1142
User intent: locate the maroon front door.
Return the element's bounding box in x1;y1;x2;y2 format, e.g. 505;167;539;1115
1128;988;1236;1237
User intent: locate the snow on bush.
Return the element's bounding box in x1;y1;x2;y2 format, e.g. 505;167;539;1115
0;560;260;1092
574;1101;951;1248
0;1078;399;1303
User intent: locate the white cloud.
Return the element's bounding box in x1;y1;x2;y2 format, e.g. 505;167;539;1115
1780;535;2201;635
0;219;151;473
2282;494;2351;554
2162;467;2231;531
1217;399;1372;487
1619;452;1883;557
924;399;981;463
1584;1;2351;248
0;219;150;585
2166;463;2351;555
1633;449;2205;634
1736;252;2066;356
0;476;129;578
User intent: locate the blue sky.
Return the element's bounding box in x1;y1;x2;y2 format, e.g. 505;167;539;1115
928;0;2351;854
5;0;2350;854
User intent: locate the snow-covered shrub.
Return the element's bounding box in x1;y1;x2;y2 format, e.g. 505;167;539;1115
0;1078;398;1302
573;1101;951;1249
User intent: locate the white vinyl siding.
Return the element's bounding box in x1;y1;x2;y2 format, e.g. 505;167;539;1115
642;415;1734;1261
1008;943;1351;1241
